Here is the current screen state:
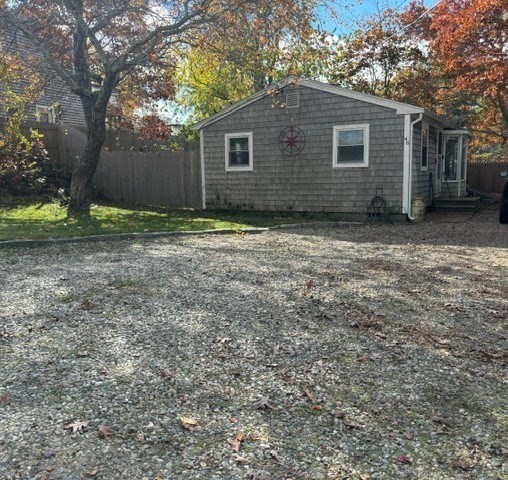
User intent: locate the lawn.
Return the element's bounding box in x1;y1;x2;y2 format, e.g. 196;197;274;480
0;197;347;241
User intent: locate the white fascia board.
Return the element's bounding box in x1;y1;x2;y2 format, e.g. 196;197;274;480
192;76;427;131
443;129;472;136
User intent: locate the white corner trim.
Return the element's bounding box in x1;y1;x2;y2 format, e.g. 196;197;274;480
402;114;411;215
225;132;253;172
200;129;206;209
332;124;369;168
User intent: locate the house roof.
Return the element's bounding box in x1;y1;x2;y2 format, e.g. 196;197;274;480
191;76;462;131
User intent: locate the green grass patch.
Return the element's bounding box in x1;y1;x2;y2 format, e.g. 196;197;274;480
0;197;349;241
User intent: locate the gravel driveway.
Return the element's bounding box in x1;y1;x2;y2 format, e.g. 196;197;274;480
1;207;507;480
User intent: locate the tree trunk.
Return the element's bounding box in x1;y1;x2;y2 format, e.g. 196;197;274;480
68;102;108;215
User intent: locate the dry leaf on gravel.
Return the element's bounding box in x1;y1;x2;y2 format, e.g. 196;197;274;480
304;389;316;403
179;416;198;431
97;425;113;439
227;432;245;452
233;453;250;464
255;395;275;410
431;415;453;428
395;455;412;464
65;420;89;434
0;393;10;405
452;459;474;471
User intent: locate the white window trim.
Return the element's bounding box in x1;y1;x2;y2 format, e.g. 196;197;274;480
35;105;56;123
225;132;253;172
421;122;429;171
332;124;369;168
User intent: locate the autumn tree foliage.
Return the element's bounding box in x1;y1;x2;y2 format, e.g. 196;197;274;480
0;0;243;213
430;0;508;143
327;13;427;100
176;0;331;119
399;0;508;151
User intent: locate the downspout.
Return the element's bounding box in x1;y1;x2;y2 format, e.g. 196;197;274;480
199;129;206;209
407;114;423;221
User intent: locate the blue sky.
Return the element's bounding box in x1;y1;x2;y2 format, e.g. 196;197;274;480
316;0;439;35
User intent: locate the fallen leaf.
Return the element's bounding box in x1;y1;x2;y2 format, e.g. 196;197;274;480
306;278;314;290
345;421;361;429
228;439;241;452
255;395;275;410
395;455;412;464
98;425;113;440
227;432;246;452
179;416;198;431
431;415;453;428
65;420;89;434
452;460;473;471
270;450;282;462
0;393;10;405
304;389;316;403
233;453;250;464
333;409;346;419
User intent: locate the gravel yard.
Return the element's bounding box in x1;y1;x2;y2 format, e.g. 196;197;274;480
1;207;507;480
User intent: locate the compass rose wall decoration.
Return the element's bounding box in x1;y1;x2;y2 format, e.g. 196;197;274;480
278;125;306;157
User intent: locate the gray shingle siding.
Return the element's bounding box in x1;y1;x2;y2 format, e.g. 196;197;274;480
203;86;405;214
0;30;86;126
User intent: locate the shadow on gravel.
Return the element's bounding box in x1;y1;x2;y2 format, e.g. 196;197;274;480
0;216;506;480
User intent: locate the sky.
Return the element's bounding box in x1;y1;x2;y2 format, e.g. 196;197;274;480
316;0;440;35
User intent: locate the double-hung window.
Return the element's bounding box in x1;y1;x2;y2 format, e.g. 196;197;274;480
333;124;369;168
225;132;253;171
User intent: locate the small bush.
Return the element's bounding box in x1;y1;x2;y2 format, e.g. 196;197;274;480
0;129;51;196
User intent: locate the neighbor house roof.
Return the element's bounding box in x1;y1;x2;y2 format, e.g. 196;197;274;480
192;76;461;131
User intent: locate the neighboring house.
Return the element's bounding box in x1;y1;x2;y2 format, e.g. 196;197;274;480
0;29;86;126
193;76;470;219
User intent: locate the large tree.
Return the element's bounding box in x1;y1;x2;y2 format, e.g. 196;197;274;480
175;0;330;119
400;0;508;147
0;0;241;213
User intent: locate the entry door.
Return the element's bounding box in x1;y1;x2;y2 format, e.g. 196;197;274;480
435;130;444;196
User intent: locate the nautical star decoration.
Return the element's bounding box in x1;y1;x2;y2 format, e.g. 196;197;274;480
278;125;306;157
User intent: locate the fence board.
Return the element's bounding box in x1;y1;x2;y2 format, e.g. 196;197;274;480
93;144;201;209
468;161;508;194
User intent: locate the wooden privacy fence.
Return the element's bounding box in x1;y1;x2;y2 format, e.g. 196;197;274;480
59;125;201;208
468;161;508;194
94;146;201;209
0;121;202;208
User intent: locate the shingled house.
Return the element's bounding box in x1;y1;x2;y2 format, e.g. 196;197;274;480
0;29;85;126
193;76;471;219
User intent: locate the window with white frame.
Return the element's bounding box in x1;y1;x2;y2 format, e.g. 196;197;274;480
225;132;253;171
333;124;369;168
421;124;428;171
35;105;56;123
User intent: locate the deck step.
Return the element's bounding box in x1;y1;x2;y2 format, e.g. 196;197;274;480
434;196;481;213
